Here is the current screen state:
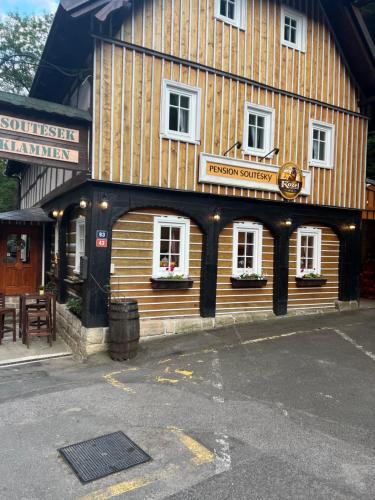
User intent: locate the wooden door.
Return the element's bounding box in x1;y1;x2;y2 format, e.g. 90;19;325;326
0;225;42;295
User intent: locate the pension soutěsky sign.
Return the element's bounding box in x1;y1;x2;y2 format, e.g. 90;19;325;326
0;112;88;171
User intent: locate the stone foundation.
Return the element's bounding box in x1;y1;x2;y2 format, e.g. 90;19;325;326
55;301;358;357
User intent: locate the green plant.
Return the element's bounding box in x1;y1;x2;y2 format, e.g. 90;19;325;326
302;272;324;279
237;273;265;280
67;296;82;318
158;273;185;280
45;281;58;294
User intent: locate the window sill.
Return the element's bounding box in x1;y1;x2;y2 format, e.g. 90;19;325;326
309;162;334;170
242;148;273;158
295;277;327;288
64;277;84;285
150;277;194;290
281;41;306;53
160;133;200;145
214;15;245;31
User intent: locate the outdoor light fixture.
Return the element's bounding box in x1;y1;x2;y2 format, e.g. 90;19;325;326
79;198;88;209
52;209;59;218
284;218;292;227
213;210;221;222
349;223;356;230
222;141;242;156
99;196;109;210
58;210;64;217
260;147;280;161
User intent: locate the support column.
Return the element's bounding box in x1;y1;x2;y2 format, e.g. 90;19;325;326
81;192;113;328
339;226;361;302
273;230;290;316
200;222;220;317
57;217;68;304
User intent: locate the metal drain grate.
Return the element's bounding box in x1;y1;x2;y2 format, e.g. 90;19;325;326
58;431;151;483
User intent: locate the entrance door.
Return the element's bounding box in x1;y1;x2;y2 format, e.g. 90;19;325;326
0;226;42;295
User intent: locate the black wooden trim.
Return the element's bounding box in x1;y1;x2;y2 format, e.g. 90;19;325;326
92;34;370;121
42;180;362;328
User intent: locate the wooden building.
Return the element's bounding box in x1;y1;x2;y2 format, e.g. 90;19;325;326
0;0;374;353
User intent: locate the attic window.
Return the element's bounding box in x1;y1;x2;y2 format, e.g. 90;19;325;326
281;6;307;52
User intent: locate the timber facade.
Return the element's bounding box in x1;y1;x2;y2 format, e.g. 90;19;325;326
0;0;374;352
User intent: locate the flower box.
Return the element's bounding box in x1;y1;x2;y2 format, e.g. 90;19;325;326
295;277;327;288
150;278;194;290
230;277;268;289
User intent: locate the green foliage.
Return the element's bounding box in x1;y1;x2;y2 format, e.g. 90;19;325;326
237;273;265;280
302;273;324;279
45;281;59;295
67;296;83;319
360;6;375;180
366;133;375;180
0;159;17;211
0;12;53;94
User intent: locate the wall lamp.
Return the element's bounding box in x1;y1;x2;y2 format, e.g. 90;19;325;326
222;141;242;156
284;218;292;227
99;196;109;210
79;198;88;209
52;209;59;218
260;147;280;162
58;209;64;218
212;210;221;222
348;223;356;231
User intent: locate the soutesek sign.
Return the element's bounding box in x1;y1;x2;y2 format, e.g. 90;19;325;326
0;110;88;171
199;153;311;197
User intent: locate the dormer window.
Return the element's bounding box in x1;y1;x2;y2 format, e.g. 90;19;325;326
281;6;307;52
215;0;246;29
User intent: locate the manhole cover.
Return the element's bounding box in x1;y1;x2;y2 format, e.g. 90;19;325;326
58;431;151;483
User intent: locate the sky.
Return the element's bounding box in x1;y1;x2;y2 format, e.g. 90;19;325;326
0;0;58;18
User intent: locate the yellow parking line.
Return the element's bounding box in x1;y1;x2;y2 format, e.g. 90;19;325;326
103;368;138;394
80;477;154;500
169;427;215;466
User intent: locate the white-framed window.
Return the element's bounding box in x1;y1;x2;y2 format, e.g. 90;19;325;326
74;217;86;274
232;222;263;276
152;216;190;278
296;227;322;276
309;120;335;169
160;80;201;144
281;6;307;52
243;103;275;157
215;0;246;29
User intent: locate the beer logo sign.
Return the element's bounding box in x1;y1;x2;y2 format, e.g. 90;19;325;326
278;162;303;200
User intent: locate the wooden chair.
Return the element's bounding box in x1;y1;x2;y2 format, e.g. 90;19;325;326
24;294;53;348
0;293;16;344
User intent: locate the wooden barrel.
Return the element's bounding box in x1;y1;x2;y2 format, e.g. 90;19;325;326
108;300;140;361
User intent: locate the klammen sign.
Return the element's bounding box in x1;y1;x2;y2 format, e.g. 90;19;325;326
0;111;88;171
199;154;311;197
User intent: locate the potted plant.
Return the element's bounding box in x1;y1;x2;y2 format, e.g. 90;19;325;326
230;272;268;288
295;271;327;287
150;263;194;290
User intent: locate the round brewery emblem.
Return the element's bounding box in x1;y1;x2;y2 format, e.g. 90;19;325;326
278;162;303;200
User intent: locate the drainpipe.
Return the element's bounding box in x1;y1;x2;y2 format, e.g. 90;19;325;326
8;174;21;209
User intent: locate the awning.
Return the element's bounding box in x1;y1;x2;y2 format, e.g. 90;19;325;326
0;208;53;223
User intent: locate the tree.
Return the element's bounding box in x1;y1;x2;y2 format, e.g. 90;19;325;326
0;160;17;212
0;13;53;211
360;4;375;180
0;12;53;94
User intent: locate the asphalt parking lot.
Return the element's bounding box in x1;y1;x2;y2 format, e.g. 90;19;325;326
1;308;375;499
